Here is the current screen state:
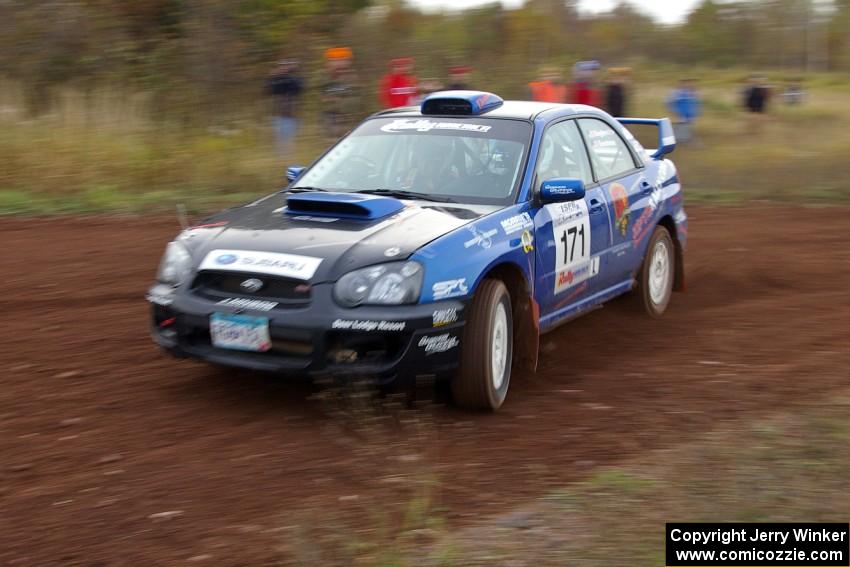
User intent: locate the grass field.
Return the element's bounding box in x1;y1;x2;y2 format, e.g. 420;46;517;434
2;69;850;215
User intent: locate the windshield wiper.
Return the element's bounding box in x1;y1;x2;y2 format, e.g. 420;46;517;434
353;188;455;203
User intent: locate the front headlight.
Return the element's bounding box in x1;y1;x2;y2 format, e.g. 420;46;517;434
334;261;423;307
156;241;193;286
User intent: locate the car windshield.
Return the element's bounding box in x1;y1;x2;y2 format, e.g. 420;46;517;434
292;117;532;205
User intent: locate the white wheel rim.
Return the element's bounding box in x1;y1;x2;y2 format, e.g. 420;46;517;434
491;302;508;390
648;240;671;306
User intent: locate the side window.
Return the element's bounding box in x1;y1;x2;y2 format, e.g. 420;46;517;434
578;118;637;181
535;120;593;187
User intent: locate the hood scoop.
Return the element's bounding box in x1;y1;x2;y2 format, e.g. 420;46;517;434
285;192;405;221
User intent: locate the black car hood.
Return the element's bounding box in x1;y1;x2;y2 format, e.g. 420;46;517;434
184;193;500;282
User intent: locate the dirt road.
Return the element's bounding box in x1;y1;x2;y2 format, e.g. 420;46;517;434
2;206;849;564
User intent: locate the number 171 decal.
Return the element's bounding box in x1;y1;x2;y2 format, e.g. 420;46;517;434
547;200;600;294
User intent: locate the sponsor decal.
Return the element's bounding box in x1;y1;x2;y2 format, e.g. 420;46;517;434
432;308;458;327
216;298;278;311
608;182;630;236
331;319;406;332
290;215;338;223
631;206;656;244
380;119;492;134
432;278;468;300
199;249;323;280
647;183;664;211
463;226;498;249
610;241;632;257
500;212;534;235
555;256;600;293
521;229;534;253
562;281;589;305
545;184;580;196
674;209;687;223
418;333;460;355
548;200;586;227
657;160;671;183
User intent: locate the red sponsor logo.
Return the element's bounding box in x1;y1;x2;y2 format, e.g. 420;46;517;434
557;270;575;287
631;207;655;244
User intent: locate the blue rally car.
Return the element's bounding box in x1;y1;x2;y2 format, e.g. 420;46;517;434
147;91;686;410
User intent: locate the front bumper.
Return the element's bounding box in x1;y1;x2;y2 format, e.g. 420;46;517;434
147;283;466;381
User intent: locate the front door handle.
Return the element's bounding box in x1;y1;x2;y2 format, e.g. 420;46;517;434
589;199;605;215
640;180;653;195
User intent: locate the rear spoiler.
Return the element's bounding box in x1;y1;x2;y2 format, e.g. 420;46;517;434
616;117;676;159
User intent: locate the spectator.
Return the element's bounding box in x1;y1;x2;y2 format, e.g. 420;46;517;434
743;75;771;133
666;78;701;145
783;77;805;106
447;65;472;90
380;58;418;108
321;47;360;139
571;60;601;107
528;67;566;103
414;78;444;105
266;59;303;154
605;67;630;117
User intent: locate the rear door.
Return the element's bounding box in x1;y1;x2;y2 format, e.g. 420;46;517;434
576;117;647;290
532;119;612;319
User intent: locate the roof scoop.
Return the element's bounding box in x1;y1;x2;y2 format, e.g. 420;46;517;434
285;192;405;221
421;90;503;116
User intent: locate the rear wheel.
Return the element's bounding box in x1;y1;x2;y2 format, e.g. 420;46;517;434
452;279;513;410
636;226;675;317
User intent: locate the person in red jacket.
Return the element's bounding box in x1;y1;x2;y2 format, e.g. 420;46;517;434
570;60;601;107
380;58;418;108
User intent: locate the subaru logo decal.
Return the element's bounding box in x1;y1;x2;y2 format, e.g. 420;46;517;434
216;253;238;265
240;278;264;293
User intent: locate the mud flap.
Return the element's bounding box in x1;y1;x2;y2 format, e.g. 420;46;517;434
673;238;685;292
514;295;539;372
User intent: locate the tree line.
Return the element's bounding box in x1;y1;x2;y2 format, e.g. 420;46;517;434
1;0;848;117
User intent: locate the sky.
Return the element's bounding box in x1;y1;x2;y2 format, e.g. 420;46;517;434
408;0;705;25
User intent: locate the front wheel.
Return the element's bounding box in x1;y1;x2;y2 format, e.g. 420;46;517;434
451;279;513;410
637;226;675;317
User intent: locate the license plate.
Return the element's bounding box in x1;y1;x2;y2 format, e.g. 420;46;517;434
210;313;271;352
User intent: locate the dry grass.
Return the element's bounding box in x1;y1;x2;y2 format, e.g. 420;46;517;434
2;72;850;215
290;389;850;566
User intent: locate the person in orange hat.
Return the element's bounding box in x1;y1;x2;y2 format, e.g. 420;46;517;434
321;47;360;138
380;58;418;108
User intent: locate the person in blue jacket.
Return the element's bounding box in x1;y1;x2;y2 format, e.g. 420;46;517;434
666;78;701;145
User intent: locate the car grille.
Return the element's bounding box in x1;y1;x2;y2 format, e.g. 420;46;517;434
191;271;312;307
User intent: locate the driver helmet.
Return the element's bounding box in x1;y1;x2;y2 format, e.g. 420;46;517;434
490;140;517;176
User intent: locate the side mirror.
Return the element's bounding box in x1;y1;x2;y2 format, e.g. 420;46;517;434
286;165;306;183
539;178;585;203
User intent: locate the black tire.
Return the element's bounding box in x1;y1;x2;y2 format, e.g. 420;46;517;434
451;279;513;410
636;226;675;318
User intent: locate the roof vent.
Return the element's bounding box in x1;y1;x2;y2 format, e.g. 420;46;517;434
421;90;503;116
